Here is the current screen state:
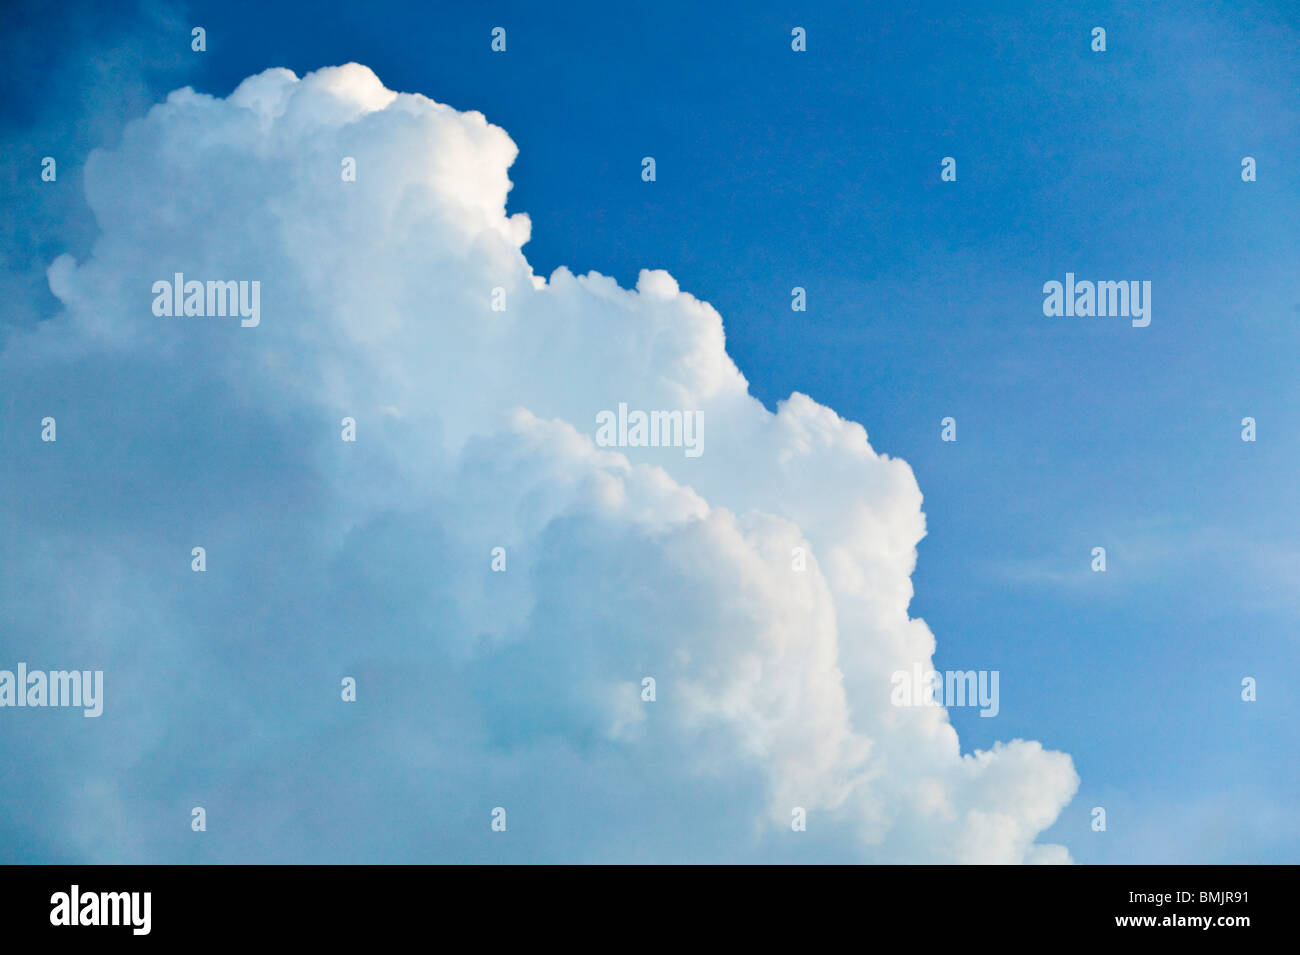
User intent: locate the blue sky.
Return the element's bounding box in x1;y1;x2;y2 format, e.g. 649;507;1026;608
2;0;1298;863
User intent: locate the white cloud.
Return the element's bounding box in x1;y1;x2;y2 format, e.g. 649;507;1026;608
2;64;1077;862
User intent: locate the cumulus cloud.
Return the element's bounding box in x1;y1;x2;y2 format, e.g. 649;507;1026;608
0;64;1077;863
